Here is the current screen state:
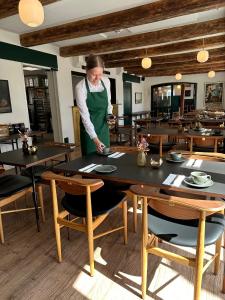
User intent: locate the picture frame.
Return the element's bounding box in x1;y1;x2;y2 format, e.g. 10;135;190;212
135;92;142;104
204;82;223;109
0;80;12;113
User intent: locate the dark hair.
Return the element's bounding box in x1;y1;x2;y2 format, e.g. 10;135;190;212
85;55;104;71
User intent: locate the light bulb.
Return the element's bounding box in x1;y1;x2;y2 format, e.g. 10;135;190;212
197;50;209;63
19;0;44;27
208;70;215;78
141;57;152;69
175;73;182;80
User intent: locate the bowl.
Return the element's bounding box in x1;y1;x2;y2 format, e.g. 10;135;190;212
150;158;163;168
169;152;182;161
29;145;38;154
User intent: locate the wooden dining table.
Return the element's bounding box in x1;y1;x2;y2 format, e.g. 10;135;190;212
0;146;70;231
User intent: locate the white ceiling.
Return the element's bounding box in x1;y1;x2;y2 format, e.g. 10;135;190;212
0;0;224;49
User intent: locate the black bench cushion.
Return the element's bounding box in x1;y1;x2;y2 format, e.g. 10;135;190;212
0;175;32;197
148;207;225;247
61;189;126;217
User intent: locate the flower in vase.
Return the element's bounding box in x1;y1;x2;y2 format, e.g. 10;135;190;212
18;129;30;142
137;137;149;152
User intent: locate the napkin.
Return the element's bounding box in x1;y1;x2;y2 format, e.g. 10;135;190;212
185;159;203;168
108;152;119;158
79;163;96;172
113;152;125;158
163;173;185;187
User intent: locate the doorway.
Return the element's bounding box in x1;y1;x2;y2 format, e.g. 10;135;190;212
23;67;54;141
123;81;132;125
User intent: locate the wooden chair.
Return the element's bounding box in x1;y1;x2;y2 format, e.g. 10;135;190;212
42;171;128;276
130;185;225;300
0;174;44;243
21;142;77;221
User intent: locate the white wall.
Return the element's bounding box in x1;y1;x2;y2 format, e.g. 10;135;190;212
145;72;225;110
0;30;30;128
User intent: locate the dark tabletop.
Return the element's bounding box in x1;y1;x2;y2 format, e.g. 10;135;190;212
54;153;225;198
0;134;20;142
0;146;69;168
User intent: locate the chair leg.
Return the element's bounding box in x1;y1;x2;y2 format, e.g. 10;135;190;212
194;215;205;300
122;200;128;245
55;222;62;263
133;195;138;233
214;237;222;275
0;209;4;244
141;247;148;300
37;185;45;222
141;196;148;300
87;218;94;276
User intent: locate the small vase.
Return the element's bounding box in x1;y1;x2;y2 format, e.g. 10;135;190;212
22;141;29;154
137;151;146;166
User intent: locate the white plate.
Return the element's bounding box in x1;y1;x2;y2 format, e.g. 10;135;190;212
166;157;185;163
183;177;214;188
95;165;117;173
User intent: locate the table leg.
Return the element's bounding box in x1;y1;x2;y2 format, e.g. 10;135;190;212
31;167;40;232
214;139;218;153
190;137;193;153
159;137;163;157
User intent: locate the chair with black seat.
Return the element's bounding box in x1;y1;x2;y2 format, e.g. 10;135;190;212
42;171;128;276
130;185;225;300
0;174;44;243
21;142;77;221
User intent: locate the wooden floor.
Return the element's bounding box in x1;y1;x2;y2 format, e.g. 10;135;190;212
0;185;224;300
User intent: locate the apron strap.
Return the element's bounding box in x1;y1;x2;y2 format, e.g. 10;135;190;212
85;78;91;93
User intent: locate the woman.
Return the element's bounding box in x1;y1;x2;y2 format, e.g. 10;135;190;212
75;55;114;155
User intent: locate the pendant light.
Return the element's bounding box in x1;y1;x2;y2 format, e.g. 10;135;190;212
175;73;182;80
18;0;44;27
197;38;209;63
141;49;152;69
208;70;215;78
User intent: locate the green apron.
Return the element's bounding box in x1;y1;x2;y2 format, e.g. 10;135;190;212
80;79;110;155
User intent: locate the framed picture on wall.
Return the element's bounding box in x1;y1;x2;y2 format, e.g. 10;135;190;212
135;92;142;104
0;80;12;113
204;82;223;109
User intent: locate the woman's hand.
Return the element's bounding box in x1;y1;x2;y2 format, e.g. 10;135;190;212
93;137;105;152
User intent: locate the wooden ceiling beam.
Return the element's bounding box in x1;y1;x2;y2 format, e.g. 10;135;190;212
60;18;225;57
101;35;225;62
20;0;225;47
141;67;225;77
105;47;225;68
125;61;225;76
124;56;225;73
0;0;58;19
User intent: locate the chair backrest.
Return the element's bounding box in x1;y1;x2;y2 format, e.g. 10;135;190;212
149;135;168;144
193;137;215;147
130;185;225;220
42;171;104;196
179;151;225;162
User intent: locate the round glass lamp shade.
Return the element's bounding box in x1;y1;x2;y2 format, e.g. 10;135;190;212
141;57;152;69
19;0;44;27
197;50;209;63
175;73;182;80
208;70;215;78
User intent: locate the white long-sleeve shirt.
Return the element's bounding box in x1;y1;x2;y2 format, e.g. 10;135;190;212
75;77;113;139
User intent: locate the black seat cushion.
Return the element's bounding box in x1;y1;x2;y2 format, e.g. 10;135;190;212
0;175;32;197
149;142;175;153
148;207;225;247
103;181;131;192
21;165;52;180
61;189;126;217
